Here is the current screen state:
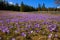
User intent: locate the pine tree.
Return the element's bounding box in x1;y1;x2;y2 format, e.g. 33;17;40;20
41;3;46;11
38;3;41;11
20;2;25;12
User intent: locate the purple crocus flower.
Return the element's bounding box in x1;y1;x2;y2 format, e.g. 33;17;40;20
35;30;39;33
14;30;19;33
47;24;56;31
1;26;9;33
21;32;26;37
34;23;40;28
0;20;3;23
0;37;1;39
48;34;52;38
9;26;13;28
2;29;5;33
26;24;31;28
55;34;58;38
6;29;10;33
28;31;31;34
12;38;15;40
30;30;33;33
6;19;10;24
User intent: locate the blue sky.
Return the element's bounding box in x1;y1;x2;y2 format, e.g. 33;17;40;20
5;0;57;8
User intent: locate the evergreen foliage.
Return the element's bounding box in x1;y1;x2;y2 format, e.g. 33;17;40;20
0;1;60;12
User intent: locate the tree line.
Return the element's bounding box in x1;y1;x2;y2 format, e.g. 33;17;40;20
0;1;60;12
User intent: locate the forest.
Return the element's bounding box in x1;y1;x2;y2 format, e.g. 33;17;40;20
0;0;60;12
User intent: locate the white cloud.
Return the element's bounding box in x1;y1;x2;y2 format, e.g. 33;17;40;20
18;5;21;6
57;6;60;8
9;2;14;4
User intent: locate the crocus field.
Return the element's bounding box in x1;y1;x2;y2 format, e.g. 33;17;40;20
0;11;60;40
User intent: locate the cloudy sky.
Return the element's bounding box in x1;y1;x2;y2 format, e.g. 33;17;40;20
5;0;57;8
